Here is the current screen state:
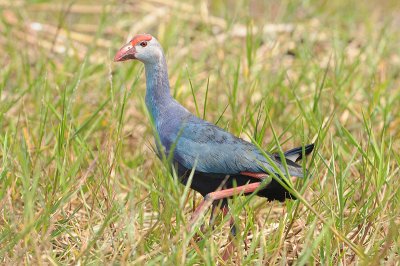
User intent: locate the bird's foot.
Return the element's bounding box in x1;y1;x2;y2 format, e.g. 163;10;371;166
194;224;208;242
221;240;236;261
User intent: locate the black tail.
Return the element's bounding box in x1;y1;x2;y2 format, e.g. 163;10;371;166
262;143;314;202
283;143;314;162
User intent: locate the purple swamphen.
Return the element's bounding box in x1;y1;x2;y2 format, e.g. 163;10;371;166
114;34;314;236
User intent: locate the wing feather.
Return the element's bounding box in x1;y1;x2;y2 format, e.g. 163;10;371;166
162;117;305;178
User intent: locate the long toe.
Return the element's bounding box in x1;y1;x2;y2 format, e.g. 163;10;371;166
221;240;236;261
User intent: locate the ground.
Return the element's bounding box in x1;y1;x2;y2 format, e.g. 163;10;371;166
0;0;399;265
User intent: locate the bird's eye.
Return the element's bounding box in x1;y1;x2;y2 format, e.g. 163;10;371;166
140;41;147;47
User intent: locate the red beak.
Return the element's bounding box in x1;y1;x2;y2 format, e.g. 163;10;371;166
114;42;136;62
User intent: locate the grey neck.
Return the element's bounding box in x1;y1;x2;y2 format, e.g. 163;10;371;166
144;56;172;121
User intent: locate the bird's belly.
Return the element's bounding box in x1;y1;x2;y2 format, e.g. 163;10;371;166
176;162;259;197
175;162;294;202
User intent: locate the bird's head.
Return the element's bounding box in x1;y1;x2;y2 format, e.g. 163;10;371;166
114;34;162;64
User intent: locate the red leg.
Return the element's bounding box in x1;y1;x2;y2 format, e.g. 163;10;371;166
188;182;262;230
240;171;268;179
220;205;238;260
221;205;236;236
221;239;235;261
241;171;298;183
209;202;221;229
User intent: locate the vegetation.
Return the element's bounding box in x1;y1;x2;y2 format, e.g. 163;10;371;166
1;0;399;264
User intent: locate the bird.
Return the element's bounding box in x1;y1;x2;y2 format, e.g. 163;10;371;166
114;34;314;237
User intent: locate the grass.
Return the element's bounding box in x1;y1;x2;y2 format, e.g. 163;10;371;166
1;0;400;264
